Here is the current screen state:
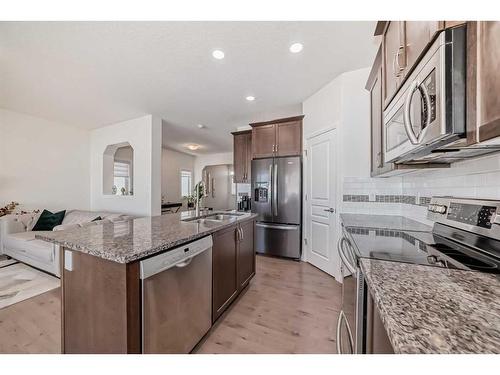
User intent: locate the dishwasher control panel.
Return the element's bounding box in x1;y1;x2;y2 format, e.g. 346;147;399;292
140;235;213;279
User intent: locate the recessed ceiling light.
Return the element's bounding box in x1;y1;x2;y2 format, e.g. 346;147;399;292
289;42;303;53
246;96;255;101
197;124;205;129
212;50;225;60
187;144;201;151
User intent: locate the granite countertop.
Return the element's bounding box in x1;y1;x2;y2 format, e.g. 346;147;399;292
36;211;258;264
361;258;500;354
340;213;432;232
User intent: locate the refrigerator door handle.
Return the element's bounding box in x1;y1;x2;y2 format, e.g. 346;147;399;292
256;223;298;230
269;163;273;216
273;162;278;217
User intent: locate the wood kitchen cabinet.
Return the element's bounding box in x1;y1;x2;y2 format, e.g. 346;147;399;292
212;219;256;322
366;287;394;354
468;21;500;143
250;115;304;159
380;21;443;107
232;130;252;183
212;224;239;322
237;219;255;289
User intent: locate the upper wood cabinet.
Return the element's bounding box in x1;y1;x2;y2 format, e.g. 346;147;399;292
232;130;252;183
250;115;304;159
468;21;500;143
404;21;441;72
381;21;443;107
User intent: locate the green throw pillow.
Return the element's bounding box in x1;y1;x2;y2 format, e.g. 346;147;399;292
32;209;66;231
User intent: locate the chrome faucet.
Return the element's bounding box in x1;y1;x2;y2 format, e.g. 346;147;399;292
194;181;205;216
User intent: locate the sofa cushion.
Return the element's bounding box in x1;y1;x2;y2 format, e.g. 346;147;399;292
3;231;53;250
53;223;81;231
62;210;103;225
32;210;66;231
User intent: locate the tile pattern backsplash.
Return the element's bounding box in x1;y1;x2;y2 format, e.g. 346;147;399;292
341;153;500;226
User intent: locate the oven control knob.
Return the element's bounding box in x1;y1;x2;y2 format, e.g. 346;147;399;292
427;255;438;264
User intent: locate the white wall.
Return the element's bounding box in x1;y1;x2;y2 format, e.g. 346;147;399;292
193;152;233;183
302;67;371;281
0;108;90;211
161;148;195;207
90;115;162;216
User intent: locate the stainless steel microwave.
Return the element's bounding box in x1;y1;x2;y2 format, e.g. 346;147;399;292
383;26;466;163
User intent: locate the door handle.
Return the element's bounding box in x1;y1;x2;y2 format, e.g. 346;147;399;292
337;237;356;274
324;208;336;213
403;80;432;145
336;310;354;354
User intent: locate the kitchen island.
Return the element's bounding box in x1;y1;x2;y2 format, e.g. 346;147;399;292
36;210;258;354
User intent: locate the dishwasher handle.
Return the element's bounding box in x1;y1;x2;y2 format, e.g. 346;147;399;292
140;235;213;279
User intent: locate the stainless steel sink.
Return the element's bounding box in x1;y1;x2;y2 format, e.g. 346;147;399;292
205;213;243;221
183;212;244;223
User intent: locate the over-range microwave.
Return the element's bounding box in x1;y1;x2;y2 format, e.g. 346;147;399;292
383;26;466;164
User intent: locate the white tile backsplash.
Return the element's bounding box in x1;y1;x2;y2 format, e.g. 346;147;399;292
341;153;500;226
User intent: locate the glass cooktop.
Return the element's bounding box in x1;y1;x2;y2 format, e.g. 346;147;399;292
345;225;500;274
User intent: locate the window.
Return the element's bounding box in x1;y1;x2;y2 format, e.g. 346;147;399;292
114;161;130;195
181;170;192;197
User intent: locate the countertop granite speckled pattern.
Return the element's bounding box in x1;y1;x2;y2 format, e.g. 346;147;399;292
340;213;432;232
36;211;257;264
361;258;500;353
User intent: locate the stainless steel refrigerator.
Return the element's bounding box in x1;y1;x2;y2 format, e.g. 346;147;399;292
251;156;302;259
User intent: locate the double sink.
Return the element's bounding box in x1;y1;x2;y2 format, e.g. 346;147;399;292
182;212;244;224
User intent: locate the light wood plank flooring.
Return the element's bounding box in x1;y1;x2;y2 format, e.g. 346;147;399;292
0;255;341;354
196;255;341;353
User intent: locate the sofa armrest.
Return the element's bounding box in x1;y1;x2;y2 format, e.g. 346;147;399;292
0;214;26;236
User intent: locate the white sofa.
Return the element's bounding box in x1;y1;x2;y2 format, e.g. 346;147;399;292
0;210;134;277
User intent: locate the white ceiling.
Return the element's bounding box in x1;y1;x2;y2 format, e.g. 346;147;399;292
0;22;378;154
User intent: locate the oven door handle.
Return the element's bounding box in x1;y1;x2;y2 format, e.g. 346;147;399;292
403;80;432;145
336;310;354;354
337;237;356;274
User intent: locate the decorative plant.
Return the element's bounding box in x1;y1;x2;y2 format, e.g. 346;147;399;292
121;187;126;195
193;182;205;202
184;195;196;208
0;202;19;217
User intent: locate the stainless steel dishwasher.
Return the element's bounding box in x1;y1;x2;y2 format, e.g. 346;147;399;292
140;235;213;353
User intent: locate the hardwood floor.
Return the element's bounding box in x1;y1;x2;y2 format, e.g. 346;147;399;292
0;255;341;354
0;288;60;353
196;255;342;354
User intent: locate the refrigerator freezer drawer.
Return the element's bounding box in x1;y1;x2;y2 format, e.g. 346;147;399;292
255;222;301;259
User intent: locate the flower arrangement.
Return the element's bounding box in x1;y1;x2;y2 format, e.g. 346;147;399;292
0;202;19;217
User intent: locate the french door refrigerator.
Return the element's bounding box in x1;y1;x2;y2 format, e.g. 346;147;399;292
251;156;302;259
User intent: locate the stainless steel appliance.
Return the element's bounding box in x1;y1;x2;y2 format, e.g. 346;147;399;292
251;156;302;259
140;236;213;353
202;164;236;210
384;26;466;163
338;197;500;353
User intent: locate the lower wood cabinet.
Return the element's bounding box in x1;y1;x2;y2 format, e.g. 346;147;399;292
212;219;256;322
237;219;255;289
366;287;394;354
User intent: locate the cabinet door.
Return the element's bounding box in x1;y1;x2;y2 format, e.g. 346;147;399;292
245;132;252;182
370;66;384;176
276;120;302;156
475;22;500;142
233;133;247;183
237;220;255;290
404;21;441;75
383;21;404;106
252;124;276;159
212;225;238;322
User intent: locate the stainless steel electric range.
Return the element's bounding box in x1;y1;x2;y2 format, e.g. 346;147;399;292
337;197;500;354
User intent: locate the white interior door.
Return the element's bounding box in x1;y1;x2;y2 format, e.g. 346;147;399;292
305;129;337;277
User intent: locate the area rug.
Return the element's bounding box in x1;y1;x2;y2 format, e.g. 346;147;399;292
0;255;17;268
0;262;60;309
